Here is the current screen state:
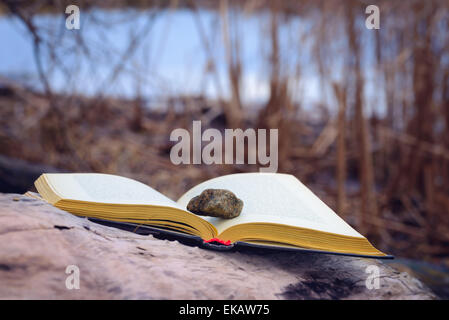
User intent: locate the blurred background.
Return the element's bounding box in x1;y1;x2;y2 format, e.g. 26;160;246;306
0;0;448;296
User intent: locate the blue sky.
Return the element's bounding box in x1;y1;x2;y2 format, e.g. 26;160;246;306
0;7;384;115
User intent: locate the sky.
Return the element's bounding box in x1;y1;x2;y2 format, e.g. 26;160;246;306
0;7;384;115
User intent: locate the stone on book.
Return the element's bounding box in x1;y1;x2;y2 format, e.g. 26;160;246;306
187;189;243;219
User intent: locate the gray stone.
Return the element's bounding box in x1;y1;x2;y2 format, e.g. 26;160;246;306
0;193;437;299
187;189;243;219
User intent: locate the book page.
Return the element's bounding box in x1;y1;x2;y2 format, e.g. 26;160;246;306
44;173;186;210
177;173;364;238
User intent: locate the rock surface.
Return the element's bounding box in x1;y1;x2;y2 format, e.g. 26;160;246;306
0;193;436;299
187;189;243;219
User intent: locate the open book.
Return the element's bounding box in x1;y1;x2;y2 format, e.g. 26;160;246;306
34;173;389;258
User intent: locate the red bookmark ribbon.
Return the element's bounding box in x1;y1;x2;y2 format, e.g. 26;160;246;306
204;238;232;246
